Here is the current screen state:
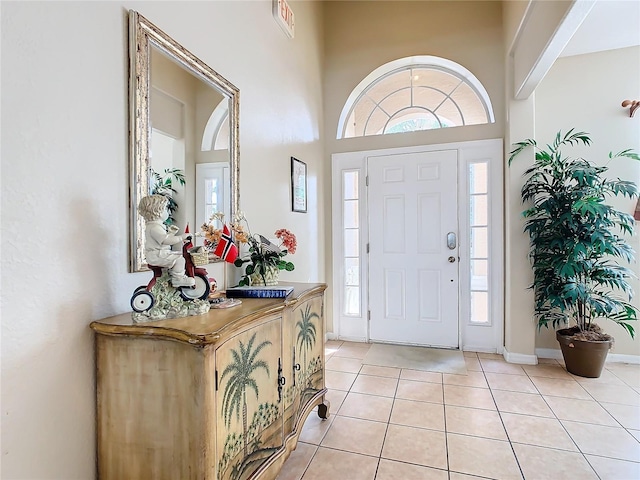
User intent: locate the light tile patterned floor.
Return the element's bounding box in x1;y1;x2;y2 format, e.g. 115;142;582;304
277;341;640;480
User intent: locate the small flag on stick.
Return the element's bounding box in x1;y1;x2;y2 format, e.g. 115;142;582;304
214;224;239;263
183;224;192;246
258;234;281;254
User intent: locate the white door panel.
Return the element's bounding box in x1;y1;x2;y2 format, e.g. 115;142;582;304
368;150;458;348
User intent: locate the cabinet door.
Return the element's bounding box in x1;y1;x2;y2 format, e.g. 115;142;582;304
282;295;324;436
214;316;283;480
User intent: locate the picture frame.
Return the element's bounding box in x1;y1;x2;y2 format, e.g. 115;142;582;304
291;157;307;213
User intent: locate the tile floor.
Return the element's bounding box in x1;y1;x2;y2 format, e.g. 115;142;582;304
277;341;640;480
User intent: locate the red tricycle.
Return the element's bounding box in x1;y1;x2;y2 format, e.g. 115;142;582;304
130;237;211;313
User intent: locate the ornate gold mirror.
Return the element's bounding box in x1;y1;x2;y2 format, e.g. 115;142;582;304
129;10;240;272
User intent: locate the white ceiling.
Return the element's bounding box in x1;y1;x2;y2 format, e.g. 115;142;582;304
560;0;640;57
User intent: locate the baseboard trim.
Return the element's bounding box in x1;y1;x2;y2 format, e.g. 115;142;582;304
335;335;368;343
607;353;640;364
325;332;370;343
503;348;538;365
462;345;498;354
535;348;564;360
536;348;640;364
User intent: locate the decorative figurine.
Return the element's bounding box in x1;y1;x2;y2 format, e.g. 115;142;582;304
131;194;211;322
138;194;195;288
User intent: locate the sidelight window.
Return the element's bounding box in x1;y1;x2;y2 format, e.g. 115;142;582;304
342;170;361;317
469;161;489;325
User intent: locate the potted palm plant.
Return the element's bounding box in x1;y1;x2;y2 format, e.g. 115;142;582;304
509;130;639;377
150;167;185;226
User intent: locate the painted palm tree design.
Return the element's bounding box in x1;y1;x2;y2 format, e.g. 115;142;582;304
296;304;319;384
220;333;271;458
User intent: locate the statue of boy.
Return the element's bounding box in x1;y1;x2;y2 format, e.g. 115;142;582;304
137;194;195;288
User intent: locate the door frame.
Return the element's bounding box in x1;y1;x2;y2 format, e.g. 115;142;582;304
331;139;504;353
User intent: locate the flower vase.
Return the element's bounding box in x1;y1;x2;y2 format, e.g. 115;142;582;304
249;266;280;286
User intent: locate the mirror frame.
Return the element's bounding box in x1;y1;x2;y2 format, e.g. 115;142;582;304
129;10;240;272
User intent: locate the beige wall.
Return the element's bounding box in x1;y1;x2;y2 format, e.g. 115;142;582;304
1;1;325;478
502;0;530;53
503;3;640;360
533;46;640;356
502;0;537;360
322;0;505;332
510;0;574;98
323;1;505;152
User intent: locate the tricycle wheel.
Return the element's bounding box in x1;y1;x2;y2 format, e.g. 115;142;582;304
131;290;155;312
179;274;210;301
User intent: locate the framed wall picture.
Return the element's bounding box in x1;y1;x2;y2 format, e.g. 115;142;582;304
291;157;307;213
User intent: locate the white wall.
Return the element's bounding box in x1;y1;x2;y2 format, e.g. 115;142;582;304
533;46;640;356
0;1;325;478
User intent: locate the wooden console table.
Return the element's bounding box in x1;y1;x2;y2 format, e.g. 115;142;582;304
90;283;328;480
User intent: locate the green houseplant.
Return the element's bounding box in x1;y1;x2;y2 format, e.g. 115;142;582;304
509;130;639;377
150;167;186;226
230;213;297;286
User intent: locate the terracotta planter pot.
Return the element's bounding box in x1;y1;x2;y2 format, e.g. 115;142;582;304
556;328;612;378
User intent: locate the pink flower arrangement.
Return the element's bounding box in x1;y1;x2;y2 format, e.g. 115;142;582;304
275;228;297;254
231;213;297;286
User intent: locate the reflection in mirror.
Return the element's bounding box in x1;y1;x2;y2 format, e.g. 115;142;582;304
129;10;239;272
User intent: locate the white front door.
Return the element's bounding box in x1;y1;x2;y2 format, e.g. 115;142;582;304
368;150;459;348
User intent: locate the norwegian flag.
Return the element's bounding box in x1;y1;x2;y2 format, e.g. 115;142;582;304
214;224;239;264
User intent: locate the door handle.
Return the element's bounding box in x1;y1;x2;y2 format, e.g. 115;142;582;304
447;232;457;250
277;358;284;402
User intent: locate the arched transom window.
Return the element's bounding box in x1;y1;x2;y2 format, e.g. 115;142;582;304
337;56;495;139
